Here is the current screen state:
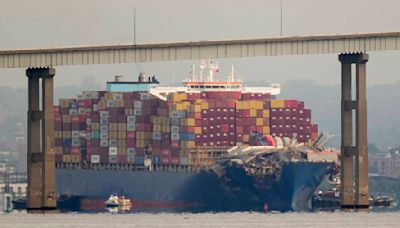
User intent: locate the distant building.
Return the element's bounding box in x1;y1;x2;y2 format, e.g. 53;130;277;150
369;151;400;178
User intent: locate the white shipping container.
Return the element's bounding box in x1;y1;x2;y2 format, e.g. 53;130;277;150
127;116;136;123
99;111;109;118
140;93;150;100
171;126;180;133
109;147;118;156
127;123;135;131
134;101;142;109
71;138;80;146
100;118;108;125
107;100;115;107
171;133;180;140
169;111;186;119
100;139;109;147
69;109;78;115
78;108;86;115
127;148;136;155
91;155;100;164
180;157;188;166
127;155;135;163
109;139;118;147
133;109;142;116
152;132;162;140
100;132;108;139
100;125;108;132
171;118;180;126
113;93;123;101
109;155;118;163
86;118;92;125
71;131;80;138
92;104;98;111
79;131;86;137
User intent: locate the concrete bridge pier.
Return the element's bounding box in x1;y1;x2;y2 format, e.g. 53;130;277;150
339;53;369;211
26;67;57;213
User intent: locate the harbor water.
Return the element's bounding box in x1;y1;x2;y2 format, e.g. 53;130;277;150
0;211;400;227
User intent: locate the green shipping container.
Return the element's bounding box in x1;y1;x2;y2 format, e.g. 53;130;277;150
91;131;100;139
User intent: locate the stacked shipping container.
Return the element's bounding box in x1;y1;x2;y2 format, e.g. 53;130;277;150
55;89;318;167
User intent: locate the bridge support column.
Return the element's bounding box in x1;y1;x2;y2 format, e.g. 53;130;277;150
339;53;369;211
26;67;57;213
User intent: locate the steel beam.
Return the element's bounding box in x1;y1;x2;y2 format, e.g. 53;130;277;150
26;67;57;212
338;53;369;211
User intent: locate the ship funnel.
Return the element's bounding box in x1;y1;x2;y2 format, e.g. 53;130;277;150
115;75;123;82
138;72;147;82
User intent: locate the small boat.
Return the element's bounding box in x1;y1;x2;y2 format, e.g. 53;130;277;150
105;194;132;208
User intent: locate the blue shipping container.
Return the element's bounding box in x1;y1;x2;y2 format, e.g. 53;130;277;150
179;133;195;141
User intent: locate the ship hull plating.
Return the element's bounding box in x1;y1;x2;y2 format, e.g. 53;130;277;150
56;162;333;212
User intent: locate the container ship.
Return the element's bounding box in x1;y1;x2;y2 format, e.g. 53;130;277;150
53;60;337;212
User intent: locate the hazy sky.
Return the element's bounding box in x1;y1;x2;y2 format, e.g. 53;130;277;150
1;0;400;89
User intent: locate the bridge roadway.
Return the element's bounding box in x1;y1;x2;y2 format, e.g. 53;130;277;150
1;32;400;68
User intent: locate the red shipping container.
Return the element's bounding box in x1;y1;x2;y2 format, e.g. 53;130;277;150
311;124;318;132
53;106;60;113
171;140;180;148
200;92;207;99
127;131;136;138
127;139;136;147
71;147;80;155
118;114;127;123
161;156;171;165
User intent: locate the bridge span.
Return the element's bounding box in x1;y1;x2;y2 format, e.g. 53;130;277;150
1;32;400;68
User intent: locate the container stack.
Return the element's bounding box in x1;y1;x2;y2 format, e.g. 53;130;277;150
55;87;319;167
270;99;313;143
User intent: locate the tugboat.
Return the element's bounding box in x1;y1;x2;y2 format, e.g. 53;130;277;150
105;194;132;208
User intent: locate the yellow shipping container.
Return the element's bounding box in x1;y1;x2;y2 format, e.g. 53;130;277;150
54;131;63;138
151;116;161;125
162;125;170;133
249;100;257;109
255;101;263;109
153;124;162;132
104;93;113;100
271;99;285;108
118;146;127;155
62;155;71;163
262;110;270;118
250;109;257;117
182;118;195;126
71;155;81;163
91;123;100;131
161;117;170;125
118;141;126;148
97;100;106;110
242;101;250;109
55;147;63;155
235;101;242;110
256;118;264;126
109;123;118;131
63;115;71;123
62;131;71;138
118;131;126;139
194;104;201;113
115;100;125;107
195;127;202;134
181;141;195;148
118;123;126;131
263;126;270;134
136;139;145;148
201;102;209;110
109;131;118;139
125;109;134;115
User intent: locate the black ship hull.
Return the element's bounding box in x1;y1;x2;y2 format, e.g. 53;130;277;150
55;161;334;212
